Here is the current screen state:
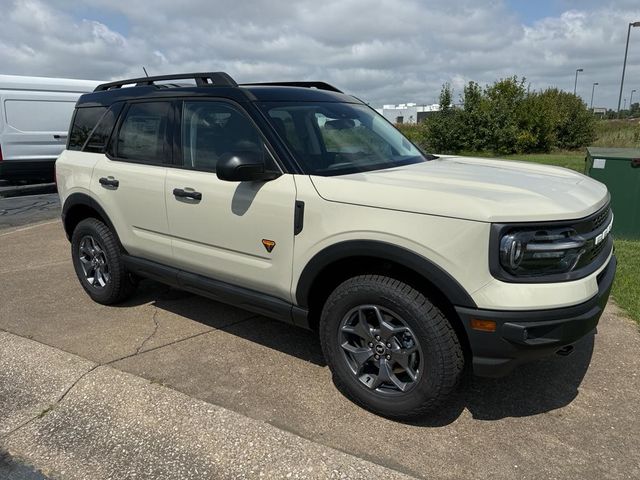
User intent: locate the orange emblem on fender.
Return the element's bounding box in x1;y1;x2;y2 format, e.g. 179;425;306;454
262;239;276;253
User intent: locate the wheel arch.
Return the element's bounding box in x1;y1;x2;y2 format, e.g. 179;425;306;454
295;241;476;353
62;193;123;249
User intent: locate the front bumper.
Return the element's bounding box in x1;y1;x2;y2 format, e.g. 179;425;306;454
456;255;616;377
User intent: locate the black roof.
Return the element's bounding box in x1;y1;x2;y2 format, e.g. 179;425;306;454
77;72;360;107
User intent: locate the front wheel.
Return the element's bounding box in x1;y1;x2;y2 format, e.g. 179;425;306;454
319;275;463;420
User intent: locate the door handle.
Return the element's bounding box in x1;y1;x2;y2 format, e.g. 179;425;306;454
173;188;202;201
53;134;67;140
99;177;119;188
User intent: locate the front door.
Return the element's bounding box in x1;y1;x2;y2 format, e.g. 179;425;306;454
165;100;297;301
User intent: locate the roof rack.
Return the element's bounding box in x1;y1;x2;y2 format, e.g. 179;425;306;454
240;81;343;93
94;72;237;92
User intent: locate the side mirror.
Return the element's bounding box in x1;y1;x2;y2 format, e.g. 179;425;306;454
216;151;280;182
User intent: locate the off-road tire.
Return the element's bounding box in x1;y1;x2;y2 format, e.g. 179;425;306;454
320;275;463;420
71;218;137;305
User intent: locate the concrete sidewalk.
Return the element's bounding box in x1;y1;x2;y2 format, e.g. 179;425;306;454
0;332;413;479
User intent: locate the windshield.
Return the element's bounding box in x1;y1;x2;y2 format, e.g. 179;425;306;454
259;102;428;176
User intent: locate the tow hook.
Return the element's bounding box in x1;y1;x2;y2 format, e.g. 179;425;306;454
556;345;574;356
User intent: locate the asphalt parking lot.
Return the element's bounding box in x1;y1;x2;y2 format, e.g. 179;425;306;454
1;209;639;478
0;191;60;230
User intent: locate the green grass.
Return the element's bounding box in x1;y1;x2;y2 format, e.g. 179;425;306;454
611;240;640;324
593;120;640;148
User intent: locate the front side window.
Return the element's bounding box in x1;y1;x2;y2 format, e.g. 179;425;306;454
260;102;427;176
116;102;171;163
181;101;264;172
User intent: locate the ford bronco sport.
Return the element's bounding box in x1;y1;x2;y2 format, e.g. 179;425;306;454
56;72;616;420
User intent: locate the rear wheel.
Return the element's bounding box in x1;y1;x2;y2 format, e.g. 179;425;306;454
320;275;463;420
71;218;137;305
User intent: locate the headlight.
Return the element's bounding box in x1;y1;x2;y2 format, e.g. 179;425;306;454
498;227;586;277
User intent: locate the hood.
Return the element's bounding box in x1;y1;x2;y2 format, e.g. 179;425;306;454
310;156;609;223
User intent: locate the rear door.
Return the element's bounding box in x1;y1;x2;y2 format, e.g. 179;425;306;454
164;99;297;300
91;100;174;263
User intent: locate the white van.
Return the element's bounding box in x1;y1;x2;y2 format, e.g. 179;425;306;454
0;75;102;183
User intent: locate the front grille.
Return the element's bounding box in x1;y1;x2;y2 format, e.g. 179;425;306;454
573;204;613;270
591;208;609;231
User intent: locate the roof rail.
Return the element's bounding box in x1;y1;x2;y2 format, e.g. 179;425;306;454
240;81;343;93
94;72;237;92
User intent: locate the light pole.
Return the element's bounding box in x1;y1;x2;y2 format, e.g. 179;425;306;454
631;89;637;108
617;21;640;114
590;82;599;110
574;68;583;96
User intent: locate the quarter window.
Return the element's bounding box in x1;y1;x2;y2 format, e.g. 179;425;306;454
84;103;123;153
181;101;264;172
116;102;171;163
68;107;107;151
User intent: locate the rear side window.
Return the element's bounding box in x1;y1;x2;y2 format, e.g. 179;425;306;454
116;102;171;164
68;107;107;151
84;103;123;153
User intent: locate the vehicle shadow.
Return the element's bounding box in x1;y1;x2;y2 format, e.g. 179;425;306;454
0;447;51;479
411;332;594;426
125;280;594;425
117;280;327;366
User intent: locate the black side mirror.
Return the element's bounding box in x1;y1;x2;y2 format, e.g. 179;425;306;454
216;151;280;182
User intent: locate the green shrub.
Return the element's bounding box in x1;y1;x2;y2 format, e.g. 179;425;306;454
402;77;596;154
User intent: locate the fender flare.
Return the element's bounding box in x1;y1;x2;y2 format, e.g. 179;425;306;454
61;192;119;242
295;240;477;309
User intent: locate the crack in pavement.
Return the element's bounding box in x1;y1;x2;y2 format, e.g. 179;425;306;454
134;307;160;355
107;313;261;367
0;363;97;442
0;313;262;444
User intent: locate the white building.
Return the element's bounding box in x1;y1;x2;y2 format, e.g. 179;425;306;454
375;103;441;124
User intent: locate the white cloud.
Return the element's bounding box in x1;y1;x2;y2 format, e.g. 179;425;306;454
1;0;639;108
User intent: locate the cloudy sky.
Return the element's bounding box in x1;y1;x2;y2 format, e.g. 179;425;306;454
2;0;640;108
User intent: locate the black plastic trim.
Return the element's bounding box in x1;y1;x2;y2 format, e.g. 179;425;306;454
61;193;120;243
122;255;310;328
457;254;616;377
489;204;614;284
240;81;342;93
95;72;237;91
0;159;55;182
295;240;477;308
294;201;305;235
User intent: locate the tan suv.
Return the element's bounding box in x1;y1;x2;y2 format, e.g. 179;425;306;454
56;72;616;420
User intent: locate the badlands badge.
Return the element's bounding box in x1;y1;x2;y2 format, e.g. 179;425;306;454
262;239;276;253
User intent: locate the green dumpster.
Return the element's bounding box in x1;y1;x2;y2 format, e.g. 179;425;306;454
585;147;640;238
